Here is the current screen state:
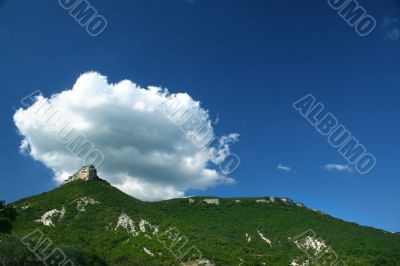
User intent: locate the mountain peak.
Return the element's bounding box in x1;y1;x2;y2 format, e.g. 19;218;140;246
63;165;99;184
6;175;400;265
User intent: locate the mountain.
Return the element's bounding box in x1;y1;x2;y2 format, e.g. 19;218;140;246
2;176;400;265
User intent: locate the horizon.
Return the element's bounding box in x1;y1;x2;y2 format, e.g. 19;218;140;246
1;0;399;234
8;164;398;233
23;174;397;235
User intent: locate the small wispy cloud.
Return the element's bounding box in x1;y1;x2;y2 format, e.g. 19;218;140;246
277;163;292;172
323;164;353;173
213;114;220;125
381;16;400;41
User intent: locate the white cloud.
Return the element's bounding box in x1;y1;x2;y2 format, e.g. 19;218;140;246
323;164;353;173
13;72;238;201
276;163;292;172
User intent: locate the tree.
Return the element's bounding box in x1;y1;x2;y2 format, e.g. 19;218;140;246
0;200;17;235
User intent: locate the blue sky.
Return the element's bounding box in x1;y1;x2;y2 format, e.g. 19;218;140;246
0;0;399;232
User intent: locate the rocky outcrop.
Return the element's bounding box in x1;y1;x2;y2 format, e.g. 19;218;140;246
203;199;220;205
63;165;99;184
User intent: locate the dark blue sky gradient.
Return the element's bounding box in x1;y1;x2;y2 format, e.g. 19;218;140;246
0;0;399;232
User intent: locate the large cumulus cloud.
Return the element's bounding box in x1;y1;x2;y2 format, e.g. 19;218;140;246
13;72;238;201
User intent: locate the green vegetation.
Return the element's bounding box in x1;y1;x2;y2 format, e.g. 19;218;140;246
0;200;17;235
2;180;399;265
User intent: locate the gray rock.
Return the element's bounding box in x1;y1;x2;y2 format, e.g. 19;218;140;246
64;165;99;184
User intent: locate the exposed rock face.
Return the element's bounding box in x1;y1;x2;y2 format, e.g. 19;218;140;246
64;165;99;184
269;196;276;203
35;207;65;227
256;199;269;203
203;199;220;205
75;196;100;212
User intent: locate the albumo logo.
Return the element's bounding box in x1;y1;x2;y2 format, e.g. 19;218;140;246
293;94;376;175
58;0;107;37
327;0;376;37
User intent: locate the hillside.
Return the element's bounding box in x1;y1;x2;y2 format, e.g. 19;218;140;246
2;179;400;265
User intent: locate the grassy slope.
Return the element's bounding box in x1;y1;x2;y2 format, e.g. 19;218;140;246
5;180;400;266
